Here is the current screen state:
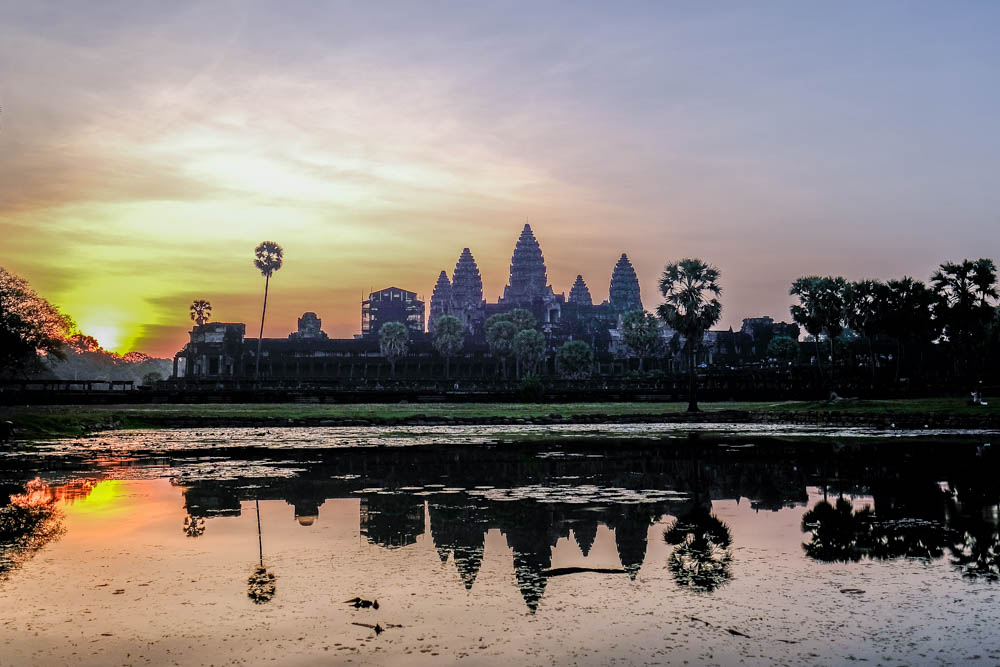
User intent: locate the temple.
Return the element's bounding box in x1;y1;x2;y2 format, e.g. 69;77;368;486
608;253;642;313
568;275;593;306
449;248;485;334
172;223;799;382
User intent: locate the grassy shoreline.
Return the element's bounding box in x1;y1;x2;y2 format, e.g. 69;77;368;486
1;398;997;439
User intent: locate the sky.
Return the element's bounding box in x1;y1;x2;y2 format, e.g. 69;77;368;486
2;1;998;356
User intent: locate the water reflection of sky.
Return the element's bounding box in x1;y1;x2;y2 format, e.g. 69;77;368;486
2;434;1000;665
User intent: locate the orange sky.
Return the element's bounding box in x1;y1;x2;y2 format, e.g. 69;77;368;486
2;4;998;357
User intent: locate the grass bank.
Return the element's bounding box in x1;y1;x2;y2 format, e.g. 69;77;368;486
1;397;997;439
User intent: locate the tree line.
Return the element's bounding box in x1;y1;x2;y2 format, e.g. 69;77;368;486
787;258;999;380
4;239;998;410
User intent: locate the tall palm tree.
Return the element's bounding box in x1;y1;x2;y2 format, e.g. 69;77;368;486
620;310;661;372
485;317;517;378
189;299;212;326
883;277;936;380
431;314;464;379
253;241;284;379
247;496;276;604
512;329;546;378
657;258;722;412
931;258;998;373
378;321;409;378
789;275;846;377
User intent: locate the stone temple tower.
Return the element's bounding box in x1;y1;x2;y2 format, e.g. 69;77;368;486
450;248;485;333
609;253;642;313
501;224;549;306
428;270;452;332
568;275;593;306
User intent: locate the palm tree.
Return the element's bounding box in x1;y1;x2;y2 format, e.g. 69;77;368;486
253;241;284;379
512;329;546;378
431;315;464;379
843;280;887;381
657;259;722;412
485;317;518;378
189;299;212;326
883;277;936;380
620;310;661;372
379;321;409;378
789;275;846;378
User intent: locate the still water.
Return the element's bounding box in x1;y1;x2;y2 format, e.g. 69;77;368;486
2;428;1000;666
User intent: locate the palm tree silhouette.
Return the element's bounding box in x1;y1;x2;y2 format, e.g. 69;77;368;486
253;241;283;379
189;299;212;326
801;497;873;562
657;259;722;412
183;514;205;537
247;497;276;603
378;321;408;378
931;258;998;373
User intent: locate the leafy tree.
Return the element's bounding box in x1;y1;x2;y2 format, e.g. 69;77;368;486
253;241;284;379
485;318;518;377
189;299;212;326
65;333;101;354
620;310;661;372
508;308;536;332
657;258;722;412
767;335;799;364
883;277;937;379
378;321;409;377
555;340;594;379
141;371;163;386
512;329;546;378
0;268;73;376
485;310;536;378
432;315;464;379
789;276;846;374
931;258;998;373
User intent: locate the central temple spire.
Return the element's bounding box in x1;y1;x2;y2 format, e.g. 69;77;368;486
501;224;549;305
609;253;642;312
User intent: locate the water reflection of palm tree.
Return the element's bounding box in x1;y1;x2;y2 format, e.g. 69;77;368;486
801;497;872;562
183;514;205;537
802;497;948;563
949;527;1000;580
664;507;733;592
247;497;276;604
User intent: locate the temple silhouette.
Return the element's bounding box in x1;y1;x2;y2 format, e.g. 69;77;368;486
171;224;798;382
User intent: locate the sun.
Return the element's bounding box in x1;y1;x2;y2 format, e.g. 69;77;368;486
83;325;123;352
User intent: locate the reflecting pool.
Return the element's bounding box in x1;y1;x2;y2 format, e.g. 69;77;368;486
2;430;1000;665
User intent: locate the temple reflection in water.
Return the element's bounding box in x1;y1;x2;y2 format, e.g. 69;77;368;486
118;436;1000;610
